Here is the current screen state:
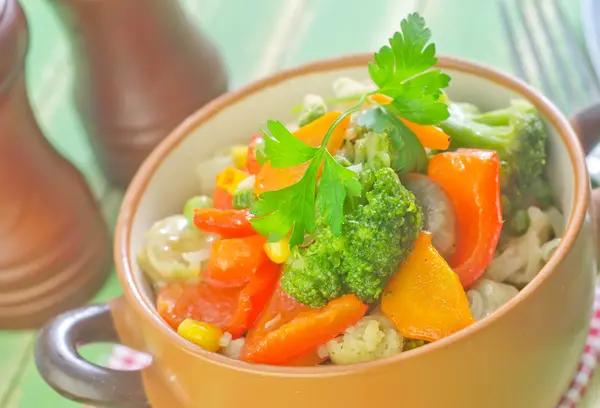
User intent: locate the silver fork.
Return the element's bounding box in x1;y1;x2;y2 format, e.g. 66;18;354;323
499;0;600;112
499;0;600;183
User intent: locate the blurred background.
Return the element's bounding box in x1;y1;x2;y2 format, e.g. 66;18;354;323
0;0;593;406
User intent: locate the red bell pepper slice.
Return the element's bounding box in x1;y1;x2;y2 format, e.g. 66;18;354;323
204;235;269;287
157;262;279;339
246;135;264;175
427;149;503;288
193;208;255;238
240;286;367;365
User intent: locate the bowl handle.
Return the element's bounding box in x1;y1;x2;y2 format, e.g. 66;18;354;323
34;303;151;408
571;103;600;256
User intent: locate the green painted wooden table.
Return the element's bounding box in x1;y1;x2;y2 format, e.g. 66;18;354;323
1;0;594;406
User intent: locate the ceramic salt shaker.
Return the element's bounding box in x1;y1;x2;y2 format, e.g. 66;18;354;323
0;0;111;329
49;0;229;187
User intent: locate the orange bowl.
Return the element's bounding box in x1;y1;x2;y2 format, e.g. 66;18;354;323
37;55;597;408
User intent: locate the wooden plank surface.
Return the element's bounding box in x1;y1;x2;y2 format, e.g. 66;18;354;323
2;0;597;406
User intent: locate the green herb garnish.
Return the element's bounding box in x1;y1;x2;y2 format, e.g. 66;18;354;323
250;12;450;247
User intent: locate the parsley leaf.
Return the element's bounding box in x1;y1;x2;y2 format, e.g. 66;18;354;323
250;150;322;245
263;120;317;168
369;13;436;84
250;12;448;247
316;153;362;235
368;12;450;125
358;106;427;175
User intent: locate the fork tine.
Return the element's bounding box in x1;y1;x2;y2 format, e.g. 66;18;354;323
498;1;527;81
513;0;560;103
548;0;600;100
531;0;578;108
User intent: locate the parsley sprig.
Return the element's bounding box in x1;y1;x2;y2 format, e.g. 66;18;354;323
250;12;450;247
251;99;366;246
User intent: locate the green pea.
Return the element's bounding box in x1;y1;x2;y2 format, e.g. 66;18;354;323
509;209;530;236
183;195;213;225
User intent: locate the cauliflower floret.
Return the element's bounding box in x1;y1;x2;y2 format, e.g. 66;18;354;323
466;278;519;320
297;94;327;127
325;315;403;365
485;206;563;286
332;77;377;99
220;337;245;360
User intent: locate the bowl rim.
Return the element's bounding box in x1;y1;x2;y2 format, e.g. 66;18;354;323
115;53;589;376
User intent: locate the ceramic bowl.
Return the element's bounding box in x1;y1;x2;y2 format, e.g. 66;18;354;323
35;55;599;408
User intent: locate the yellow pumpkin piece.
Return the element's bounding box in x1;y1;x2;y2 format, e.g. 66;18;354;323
230;145;248;169
368;93;451;150
381;232;475;342
254;111;350;195
216;167;249;195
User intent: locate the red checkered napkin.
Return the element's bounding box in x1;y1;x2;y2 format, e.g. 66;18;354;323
557;285;600;408
88;286;600;408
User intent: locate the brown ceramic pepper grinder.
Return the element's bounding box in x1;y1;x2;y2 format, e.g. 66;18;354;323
49;0;229;188
0;0;111;329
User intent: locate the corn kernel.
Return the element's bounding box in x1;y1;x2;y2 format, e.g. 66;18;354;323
231;145;248;169
216;167;249;195
177;319;223;352
264;236;291;264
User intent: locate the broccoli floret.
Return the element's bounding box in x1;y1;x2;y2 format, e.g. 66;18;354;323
281;167;423;307
282;225;346;307
439;99;551;235
353;131;391;168
403;338;428;351
232;188;257;209
334;155;353;167
297;94;327;127
337;140;355;163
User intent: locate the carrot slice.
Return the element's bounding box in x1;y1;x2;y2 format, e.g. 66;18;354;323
240;288;367;365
